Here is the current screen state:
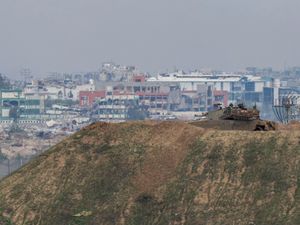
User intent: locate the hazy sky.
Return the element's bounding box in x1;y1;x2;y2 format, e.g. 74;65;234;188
0;0;299;78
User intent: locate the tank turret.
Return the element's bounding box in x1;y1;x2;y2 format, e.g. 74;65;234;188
220;104;260;121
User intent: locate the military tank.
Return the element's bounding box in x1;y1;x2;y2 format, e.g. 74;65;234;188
220;103;260;121
196;103;277;131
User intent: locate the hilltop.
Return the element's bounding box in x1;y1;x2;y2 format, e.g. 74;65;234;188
0;121;300;225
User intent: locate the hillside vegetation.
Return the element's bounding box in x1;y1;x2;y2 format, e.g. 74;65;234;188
1;121;300;225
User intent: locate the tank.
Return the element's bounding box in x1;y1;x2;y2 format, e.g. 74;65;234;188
194;103;277;131
220;104;260;121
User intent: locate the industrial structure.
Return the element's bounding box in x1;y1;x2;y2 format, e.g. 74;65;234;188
273;88;300;124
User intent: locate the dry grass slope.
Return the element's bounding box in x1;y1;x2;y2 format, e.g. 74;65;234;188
0;121;300;225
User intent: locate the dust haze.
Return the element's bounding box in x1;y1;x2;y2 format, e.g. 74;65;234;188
0;0;299;77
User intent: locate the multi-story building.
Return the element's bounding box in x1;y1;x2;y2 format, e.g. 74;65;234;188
95;90;139;120
93;80;217;113
79;90;106;107
148;71;266;107
79;88;139;121
0;89;45;120
95;81;181;113
25;79;95;102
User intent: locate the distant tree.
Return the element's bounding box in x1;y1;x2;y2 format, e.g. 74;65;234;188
45;98;53;108
128;106;149;120
0;151;7;161
68;90;74;99
9;106;19;122
58;90;63;99
0;73;11;89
